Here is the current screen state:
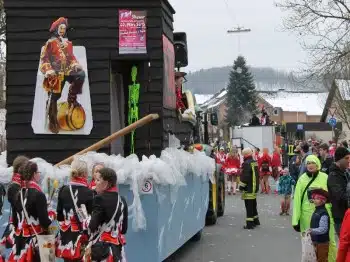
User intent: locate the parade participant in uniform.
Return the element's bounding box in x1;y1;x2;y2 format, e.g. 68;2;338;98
306;188;330;262
7;156;28;207
85;168;128;262
239;148;260;229
215;147;226;165
0;156;29;252
40;17;85;134
259;148;272;194
89;163;104;191
8;161;56;262
271;146;282;180
271;146;282;194
56;159;94;261
175;72;186;113
292;155;337;262
223;148;241;195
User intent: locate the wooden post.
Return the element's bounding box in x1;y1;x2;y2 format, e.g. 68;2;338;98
55;113;160;166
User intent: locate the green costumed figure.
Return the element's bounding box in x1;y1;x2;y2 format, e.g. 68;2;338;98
128;66;140;154
292;154;337;261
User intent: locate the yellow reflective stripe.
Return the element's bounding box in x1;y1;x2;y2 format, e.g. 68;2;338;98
212;179;217;212
239;182;246;187
242;193;256;199
254;215;259;219
288;145;295;155
251;162;257;193
246;218;254;221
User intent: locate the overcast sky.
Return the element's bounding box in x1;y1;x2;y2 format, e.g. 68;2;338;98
169;0;308;73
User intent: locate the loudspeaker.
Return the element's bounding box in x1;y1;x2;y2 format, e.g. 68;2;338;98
174;32;188;68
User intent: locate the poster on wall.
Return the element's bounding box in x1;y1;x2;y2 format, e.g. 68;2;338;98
162;34;176;109
119;10;147;54
31;17;93;135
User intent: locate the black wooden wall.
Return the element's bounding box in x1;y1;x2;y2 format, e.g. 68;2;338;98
5;0;177;164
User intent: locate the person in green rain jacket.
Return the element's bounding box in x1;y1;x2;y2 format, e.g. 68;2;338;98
292;154;337;261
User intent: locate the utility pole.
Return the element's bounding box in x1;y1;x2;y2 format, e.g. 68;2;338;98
227;26;251;54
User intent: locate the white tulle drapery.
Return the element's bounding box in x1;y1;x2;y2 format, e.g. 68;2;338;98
0;148;215;231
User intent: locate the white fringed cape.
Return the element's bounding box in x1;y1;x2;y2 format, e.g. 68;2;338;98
0;148;215;231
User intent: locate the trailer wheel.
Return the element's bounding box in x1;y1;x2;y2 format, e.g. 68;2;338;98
206;174;218;226
217;178;225;217
191;229;202;242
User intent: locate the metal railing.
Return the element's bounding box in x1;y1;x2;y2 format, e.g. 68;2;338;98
233;137;259;150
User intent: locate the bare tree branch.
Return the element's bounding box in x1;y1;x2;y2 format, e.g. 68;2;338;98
277;0;350;129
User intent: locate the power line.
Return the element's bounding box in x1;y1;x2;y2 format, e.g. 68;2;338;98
222;0;236;24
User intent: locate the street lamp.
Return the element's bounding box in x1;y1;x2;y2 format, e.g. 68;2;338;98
227;26;251;54
227;27;251;34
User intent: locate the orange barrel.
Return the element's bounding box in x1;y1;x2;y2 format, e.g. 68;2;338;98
57;102;86;131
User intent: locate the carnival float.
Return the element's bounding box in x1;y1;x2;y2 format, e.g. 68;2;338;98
2;0;225;261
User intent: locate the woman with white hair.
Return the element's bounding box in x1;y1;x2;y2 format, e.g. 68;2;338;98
56;158;94;261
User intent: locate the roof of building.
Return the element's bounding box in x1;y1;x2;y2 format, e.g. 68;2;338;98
199;88;227;110
260;91;328;116
194;94;214;105
198;88;328;115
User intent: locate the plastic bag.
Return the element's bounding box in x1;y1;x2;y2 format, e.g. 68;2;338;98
301;233;317;262
36;234;56;262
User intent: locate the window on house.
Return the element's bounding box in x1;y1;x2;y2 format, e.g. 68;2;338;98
273;108;279;116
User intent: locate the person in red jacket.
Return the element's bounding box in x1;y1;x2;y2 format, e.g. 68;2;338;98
337;190;350;262
337;208;350;261
215;147;227;165
271;146;282;194
259;148;272;194
223;148;241;195
271;146;282;178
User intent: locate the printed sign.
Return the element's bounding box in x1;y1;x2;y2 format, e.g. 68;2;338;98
31;17;93;135
297;124;304;131
162;35;176;109
140;179;153;194
119;10;147;54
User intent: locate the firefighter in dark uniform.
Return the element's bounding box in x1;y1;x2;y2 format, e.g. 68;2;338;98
239;147;260;229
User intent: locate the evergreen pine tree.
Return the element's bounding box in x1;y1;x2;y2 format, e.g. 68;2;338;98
225;56;257;126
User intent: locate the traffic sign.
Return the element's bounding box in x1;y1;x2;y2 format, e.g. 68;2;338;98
328;117;337;127
140;179;153;194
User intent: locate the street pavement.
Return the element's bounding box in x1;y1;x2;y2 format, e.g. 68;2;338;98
166;193;301;262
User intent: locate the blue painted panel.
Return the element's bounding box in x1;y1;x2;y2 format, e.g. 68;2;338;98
121;172;208;262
